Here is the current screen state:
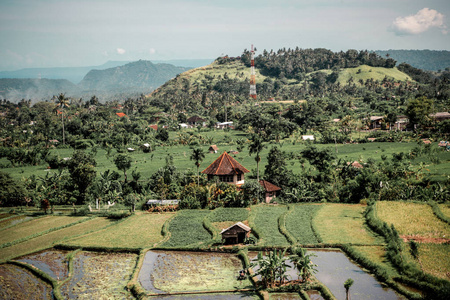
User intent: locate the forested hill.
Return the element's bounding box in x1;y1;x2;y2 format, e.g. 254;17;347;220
78;60;189;92
239;48;397;79
374;50;450;72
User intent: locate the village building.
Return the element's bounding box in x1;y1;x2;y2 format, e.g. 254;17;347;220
430;112;450;122
301;135;314;141
216;121;234;129
259;180;282;203
186;116;206;127
201;151;249;186
369;116;384;129
208;145;219;153
220;222;251;244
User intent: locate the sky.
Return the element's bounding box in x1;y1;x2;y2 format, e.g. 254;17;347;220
1;0;449;71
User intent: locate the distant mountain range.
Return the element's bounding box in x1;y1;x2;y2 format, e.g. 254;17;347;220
374;50;450;72
0;60;192;102
0;59;213;84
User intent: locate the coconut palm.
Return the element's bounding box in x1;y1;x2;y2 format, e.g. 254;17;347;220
248;134;265;182
289;247;317;282
55;93;69;145
190;147;205;185
344;278;354;300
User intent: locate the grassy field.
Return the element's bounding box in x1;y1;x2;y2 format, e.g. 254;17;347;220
0;217;113;262
161;210;212;248
0;216;89;246
285;204;321;244
251;205;290;247
313;204;383;245
376;201;450;238
337;65;412;86
3;127;449;182
418;243;450;280
62;212;173;249
438;203;450;218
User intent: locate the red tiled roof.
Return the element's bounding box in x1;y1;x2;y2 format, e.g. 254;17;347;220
116;112;127;118
209;145;219;151
259;180;282;192
149;124;158;130
351;161;363;169
202;151;250;175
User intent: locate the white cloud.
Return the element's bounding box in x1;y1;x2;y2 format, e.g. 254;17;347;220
116;48;126;55
391;8;447;35
149;48;156;54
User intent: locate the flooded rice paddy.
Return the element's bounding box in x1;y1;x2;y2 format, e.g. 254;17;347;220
139;251;254;294
17;249;70;280
0;263;53;299
59;251;137;299
0;215;34;229
250;249;405;300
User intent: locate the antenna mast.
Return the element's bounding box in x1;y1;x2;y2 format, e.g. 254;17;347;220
249;44;257;99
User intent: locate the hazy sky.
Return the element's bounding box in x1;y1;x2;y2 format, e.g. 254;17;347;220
1;0;449;71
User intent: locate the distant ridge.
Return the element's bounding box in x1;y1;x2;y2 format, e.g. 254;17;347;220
374;50;450;71
0;60;190;102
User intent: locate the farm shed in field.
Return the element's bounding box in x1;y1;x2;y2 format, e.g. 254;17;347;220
301;135;314;141
209;145;219;153
220;222;251;244
259;180;282;203
146;199;179;207
202;151;249;186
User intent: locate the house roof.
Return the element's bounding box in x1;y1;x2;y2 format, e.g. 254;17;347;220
116;112;127;118
187;116;205;123
202;151;250;175
351;161;363;169
259;180;282;192
220;222;251;234
209;145;219;151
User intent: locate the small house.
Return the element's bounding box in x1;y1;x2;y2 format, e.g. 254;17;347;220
369;116;384;129
116;112;127;118
259;180;282;203
220;222;251;244
216;121;234;129
187;116;206;127
209;145;219;153
202;151;249;186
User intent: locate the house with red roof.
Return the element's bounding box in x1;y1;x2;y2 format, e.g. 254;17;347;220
116;112;127;118
259;180;282;203
202;151;249;186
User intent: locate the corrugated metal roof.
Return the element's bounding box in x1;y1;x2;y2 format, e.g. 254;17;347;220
220;222;251;234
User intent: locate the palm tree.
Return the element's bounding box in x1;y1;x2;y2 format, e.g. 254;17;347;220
248;134;265;182
344;278;354;300
190;147;205;185
289;247;317;282
55;93;69;145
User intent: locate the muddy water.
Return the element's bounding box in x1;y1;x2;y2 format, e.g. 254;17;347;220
269;292;301;299
311;250;405;300
0;215;34;229
0;264;53;299
17;249;69;280
250;250;405;300
306;290;324;300
146;292;259;299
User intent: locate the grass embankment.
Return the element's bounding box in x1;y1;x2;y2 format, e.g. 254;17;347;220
250;205;290;247
438;203;450;219
313;204;383;245
161;210;212;248
285;204;321;245
376;201;450;239
62;212;173;249
0;217;113;262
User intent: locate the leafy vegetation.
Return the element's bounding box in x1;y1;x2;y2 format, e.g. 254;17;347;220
251;205;290;247
161;210;212;248
285;204;321;245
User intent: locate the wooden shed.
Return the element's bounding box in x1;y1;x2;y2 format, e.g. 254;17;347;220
209;145;219;153
220;222;251;244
